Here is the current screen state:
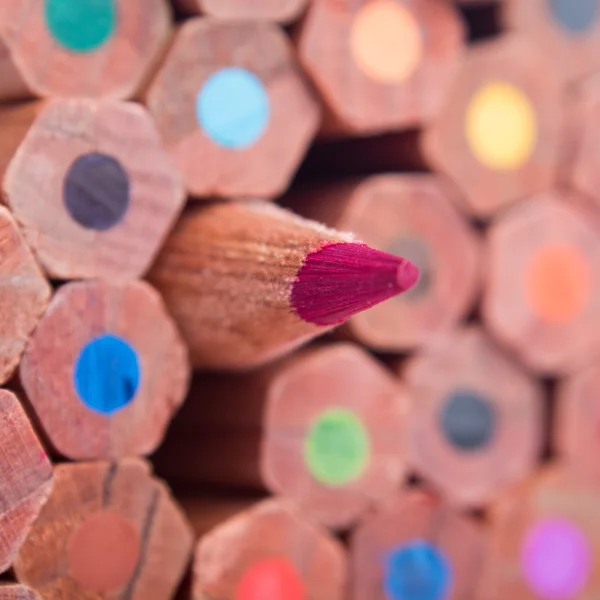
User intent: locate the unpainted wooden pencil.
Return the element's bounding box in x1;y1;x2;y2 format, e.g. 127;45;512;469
0;586;40;600
400;326;544;507
173;0;308;22
147;200;418;370
478;465;600;599
422;34;566;218
156;343;409;529
501;0;600;83
3;97;185;280
0;0;172;100
482;190;600;375
0;206;50;386
145;17;321;199
14;458;194;600
350;488;486;600
20;279;190;460
295;0;466;136
0;389;53;574
192;498;347;600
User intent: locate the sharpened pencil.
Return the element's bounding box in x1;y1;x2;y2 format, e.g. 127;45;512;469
147;200;418;370
286;174;481;351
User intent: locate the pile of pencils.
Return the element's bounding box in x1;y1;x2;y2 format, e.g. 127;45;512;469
0;0;599;598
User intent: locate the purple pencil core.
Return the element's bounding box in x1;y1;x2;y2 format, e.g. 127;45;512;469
291;242;419;326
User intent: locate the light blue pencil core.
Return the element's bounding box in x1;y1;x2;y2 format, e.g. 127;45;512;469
196;67;270;149
74;334;140;415
384;540;452;600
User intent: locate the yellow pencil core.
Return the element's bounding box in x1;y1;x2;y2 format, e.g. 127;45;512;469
465;81;537;171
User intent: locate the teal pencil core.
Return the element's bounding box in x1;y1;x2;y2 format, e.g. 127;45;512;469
44;0;117;53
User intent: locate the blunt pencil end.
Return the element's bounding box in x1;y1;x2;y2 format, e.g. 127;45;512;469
291;242;419;326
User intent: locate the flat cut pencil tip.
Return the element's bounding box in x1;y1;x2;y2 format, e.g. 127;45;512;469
291;242;419;326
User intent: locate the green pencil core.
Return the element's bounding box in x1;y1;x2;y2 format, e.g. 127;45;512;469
304;408;370;486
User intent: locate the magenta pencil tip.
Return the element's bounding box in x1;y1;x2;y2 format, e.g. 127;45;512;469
398;259;420;291
291;242;420;326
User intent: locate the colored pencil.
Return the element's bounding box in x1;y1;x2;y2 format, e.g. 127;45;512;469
3;97;185;281
286;174;481;351
422;33;566;218
0;0;172;100
0;206;50;386
479;465;600;599
556;361;600;480
0;389;53;574
400;326;544;507
568;71;600;210
155;343;410;529
482;191;600;375
192;498;347;600
295;0;466;136
172;0;308;22
19;279;190;460
13;459;194;600
147;200;419;370
350;488;486;600
0;586;39;600
501;0;600;83
144;17;321;199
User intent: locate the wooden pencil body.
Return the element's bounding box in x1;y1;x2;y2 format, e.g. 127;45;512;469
0;586;39;600
145;17;320;199
174;0;307;22
482;190;600;375
479;466;600;599
502;0;600;83
401;326;544;507
193;498;347;600
556;362;600;480
0;206;50;385
3;97;185;280
147;201;353;370
0;0;172;100
154;343;409;529
20;280;190;460
0;389;53;574
296;0;466;136
350;489;486;600
422;34;566;218
14;459;194;600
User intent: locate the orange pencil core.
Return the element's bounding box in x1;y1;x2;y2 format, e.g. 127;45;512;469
68;511;141;592
525;243;590;324
350;0;423;83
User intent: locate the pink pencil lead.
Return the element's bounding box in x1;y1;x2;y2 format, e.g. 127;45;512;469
291;242;419;326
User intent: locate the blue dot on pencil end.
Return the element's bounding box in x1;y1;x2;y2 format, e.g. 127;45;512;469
74;334;140;415
384;540;452;600
196;67;270;149
549;0;597;33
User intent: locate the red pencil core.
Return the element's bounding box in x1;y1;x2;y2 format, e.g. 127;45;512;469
235;558;305;600
291;242;419;326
